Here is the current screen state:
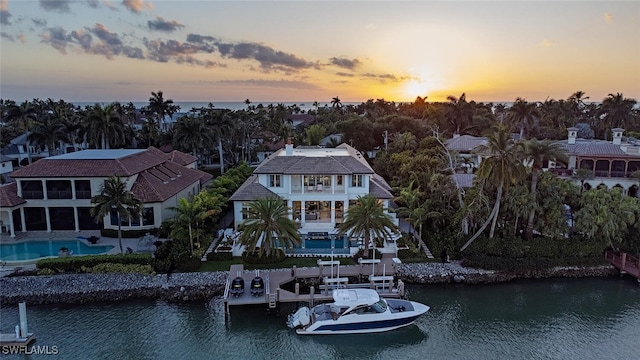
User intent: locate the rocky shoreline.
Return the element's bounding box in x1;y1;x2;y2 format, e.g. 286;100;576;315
0;262;620;306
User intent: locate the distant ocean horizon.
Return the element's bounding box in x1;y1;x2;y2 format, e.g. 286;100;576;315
72;101;362;112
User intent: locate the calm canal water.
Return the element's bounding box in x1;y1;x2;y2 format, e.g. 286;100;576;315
1;277;639;360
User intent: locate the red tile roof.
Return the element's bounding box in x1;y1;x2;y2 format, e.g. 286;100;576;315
166;150;197;166
11;147;173;178
7;147;213;204
0;182;25;207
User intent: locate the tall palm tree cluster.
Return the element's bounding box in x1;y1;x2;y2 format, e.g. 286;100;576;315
2;90;639;258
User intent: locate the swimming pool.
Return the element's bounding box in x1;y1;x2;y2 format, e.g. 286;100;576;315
0;240;115;263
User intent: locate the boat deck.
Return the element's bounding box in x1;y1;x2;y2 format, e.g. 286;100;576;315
224;256;403;311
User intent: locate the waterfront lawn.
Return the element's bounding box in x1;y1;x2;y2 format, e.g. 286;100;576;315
198;256;354;272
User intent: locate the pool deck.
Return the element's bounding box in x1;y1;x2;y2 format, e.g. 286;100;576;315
0;230;153;275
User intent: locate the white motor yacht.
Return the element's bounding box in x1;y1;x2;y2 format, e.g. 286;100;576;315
287;289;429;335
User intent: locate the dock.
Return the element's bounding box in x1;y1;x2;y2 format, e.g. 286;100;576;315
0;302;36;347
223;255;404;313
605;250;640;282
0;333;36;347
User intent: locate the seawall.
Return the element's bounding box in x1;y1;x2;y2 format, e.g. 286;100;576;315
0;262;619;306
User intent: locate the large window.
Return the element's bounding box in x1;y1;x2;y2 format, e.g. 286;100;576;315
46;180;72;199
143;208;154;226
351;174;363;187
75;180;92;199
49;207;74;230
21;180;44;199
242;202;253;220
269;174;282;187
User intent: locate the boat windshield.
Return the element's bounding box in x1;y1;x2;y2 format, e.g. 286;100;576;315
371;299;387;313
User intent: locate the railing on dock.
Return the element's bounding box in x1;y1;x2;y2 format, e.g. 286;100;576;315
605;250;640;279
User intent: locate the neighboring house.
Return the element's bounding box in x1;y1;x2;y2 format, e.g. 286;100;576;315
319;134;343;147
1;147;212;237
287;114;314;128
1;133;47;167
229;142;398;239
553;128;640;196
446;134;488;173
0;155;14;184
445;129;640;197
1;132;88;167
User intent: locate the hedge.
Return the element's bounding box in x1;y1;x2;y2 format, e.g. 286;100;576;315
88;263;156;275
207;251;233;261
36;254;153;272
242;249;285;264
100;229;158;239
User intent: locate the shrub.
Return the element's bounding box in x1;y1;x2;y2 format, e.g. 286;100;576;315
176;256;201;272
36;254;153;272
352;248;382;263
461;235;607;272
37;268;56;276
207;251;233;261
89;263;155;275
242;249;285;264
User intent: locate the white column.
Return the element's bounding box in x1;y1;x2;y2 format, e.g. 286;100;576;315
330;200;336;224
71;180;77;199
45;207;52;232
42;180;47;200
19;208;26;233
74;206;80;232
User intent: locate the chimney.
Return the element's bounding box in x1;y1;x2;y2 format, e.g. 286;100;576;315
453;132;460;138
567;127;577;145
612;128;624;145
285;138;293;156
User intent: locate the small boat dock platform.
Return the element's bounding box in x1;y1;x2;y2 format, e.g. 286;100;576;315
0;302;36;347
223;255;405;313
0;333;36;347
605;249;640;283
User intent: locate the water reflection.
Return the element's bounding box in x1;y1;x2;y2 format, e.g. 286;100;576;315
1;278;639;360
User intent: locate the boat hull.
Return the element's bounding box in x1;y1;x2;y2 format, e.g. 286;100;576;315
295;314;423;335
296;301;429;335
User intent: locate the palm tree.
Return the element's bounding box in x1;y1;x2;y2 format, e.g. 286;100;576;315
394;180;422;235
507;98;540;140
83;103;125;149
599;93;637;140
238;196;301;257
572;168;594;193
90;176;143;254
331;96;342;109
148;90;179;139
337;194;399;257
7;101;37;132
169;195;219;256
518;139;568;239
202;105;234;173
27;116;67;156
460;126;525;251
445;93;474;136
173;114;215;158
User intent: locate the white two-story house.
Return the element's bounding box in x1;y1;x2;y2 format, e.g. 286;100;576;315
229;142;397;251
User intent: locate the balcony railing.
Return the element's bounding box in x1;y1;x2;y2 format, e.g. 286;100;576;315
22;191;44;199
47;190;73;199
75;190;92;199
549;169;638;179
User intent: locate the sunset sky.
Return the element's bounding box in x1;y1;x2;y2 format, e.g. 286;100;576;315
1;0;639;104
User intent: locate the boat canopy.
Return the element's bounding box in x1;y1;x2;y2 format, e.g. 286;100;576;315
332;289;380;308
